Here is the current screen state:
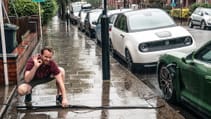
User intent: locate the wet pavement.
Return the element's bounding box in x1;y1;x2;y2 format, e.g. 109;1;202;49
2;16;185;119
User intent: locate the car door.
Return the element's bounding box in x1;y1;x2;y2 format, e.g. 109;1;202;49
112;14;127;56
95;14;102;42
194;43;211;112
192;8;201;25
194;8;203;25
180;54;202;103
181;43;211;111
84;13;90;34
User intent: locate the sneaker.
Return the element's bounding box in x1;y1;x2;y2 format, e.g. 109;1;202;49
56;95;62;104
24;93;32;103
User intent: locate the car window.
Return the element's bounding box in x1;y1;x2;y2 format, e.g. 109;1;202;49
109;14;117;24
90;12;101;23
114;15;128;32
204;9;211;15
193;8;200;15
97;14;102;24
114;15;122;29
128;10;175;31
195;43;211;63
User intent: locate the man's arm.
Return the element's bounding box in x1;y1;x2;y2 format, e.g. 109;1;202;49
55;73;68;107
24;55;42;82
24;66;38;83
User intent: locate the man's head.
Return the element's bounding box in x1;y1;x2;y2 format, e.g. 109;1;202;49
40;47;54;64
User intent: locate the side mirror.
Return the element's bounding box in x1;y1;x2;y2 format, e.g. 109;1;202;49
200;12;203;16
182;51;195;65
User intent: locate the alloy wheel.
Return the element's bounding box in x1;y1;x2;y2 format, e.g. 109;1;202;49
159;65;175;101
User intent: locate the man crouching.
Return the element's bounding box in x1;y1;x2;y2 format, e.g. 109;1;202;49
17;46;68;108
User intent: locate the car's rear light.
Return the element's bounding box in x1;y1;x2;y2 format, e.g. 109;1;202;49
109;27;112;31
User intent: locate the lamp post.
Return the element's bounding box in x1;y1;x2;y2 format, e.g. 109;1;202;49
101;0;110;80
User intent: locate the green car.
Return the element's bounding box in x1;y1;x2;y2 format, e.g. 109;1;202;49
157;40;211;117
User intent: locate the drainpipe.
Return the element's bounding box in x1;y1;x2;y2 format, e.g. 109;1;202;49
0;0;9;86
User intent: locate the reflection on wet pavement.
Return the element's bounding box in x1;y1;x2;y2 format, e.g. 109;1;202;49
3;16;185;119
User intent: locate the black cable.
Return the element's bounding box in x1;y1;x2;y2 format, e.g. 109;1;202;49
16;104;165;110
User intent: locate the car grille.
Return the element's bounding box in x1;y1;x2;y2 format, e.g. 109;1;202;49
138;36;193;52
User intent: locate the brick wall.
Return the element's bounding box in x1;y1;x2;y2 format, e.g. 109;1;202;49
0;33;38;85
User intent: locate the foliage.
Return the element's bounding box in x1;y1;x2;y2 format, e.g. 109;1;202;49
189;3;211;14
170;8;190;19
148;0;164;8
9;0;39;16
163;5;172;14
41;0;58;25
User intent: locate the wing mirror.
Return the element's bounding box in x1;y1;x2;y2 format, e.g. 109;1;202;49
182;51;195;65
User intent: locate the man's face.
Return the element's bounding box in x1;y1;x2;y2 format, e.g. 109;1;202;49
41;50;53;64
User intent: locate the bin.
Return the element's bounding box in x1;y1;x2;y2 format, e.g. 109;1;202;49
0;23;19;53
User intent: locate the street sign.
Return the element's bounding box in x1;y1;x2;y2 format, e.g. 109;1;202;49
171;0;176;7
32;0;45;2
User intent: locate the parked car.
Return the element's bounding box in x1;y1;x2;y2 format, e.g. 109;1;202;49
95;8;133;45
69;2;90;25
110;8;196;73
84;9;102;38
189;7;211;30
157;40;211;118
78;9;91;32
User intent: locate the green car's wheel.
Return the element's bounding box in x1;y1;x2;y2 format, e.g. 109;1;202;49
158;64;176;103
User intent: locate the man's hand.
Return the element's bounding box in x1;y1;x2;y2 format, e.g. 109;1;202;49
32;55;42;68
62;97;68;108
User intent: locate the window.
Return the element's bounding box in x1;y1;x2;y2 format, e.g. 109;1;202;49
114;15;128;32
195;43;211;63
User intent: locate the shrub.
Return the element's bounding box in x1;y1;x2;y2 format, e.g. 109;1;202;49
41;0;58;25
189;3;211;14
170;8;189;19
9;0;39;16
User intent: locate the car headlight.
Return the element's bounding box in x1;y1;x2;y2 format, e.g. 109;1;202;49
139;43;149;52
184;37;192;45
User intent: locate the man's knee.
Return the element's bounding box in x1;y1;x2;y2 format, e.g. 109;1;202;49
17;84;31;96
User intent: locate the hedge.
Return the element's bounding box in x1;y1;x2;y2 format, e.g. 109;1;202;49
170;8;189;19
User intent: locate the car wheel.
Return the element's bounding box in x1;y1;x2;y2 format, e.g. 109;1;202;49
200;21;206;30
188;20;194;28
125;50;136;73
158;64;176;103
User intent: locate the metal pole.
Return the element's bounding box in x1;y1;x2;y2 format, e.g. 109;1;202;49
180;0;182;25
0;0;9;86
38;3;43;41
101;0;110;80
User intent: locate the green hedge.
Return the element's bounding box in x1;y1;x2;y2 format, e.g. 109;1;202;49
9;0;39;16
41;0;58;25
9;0;58;25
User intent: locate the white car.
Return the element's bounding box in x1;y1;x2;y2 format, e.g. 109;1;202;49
95;8;133;45
110;8;196;73
189;7;211;30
